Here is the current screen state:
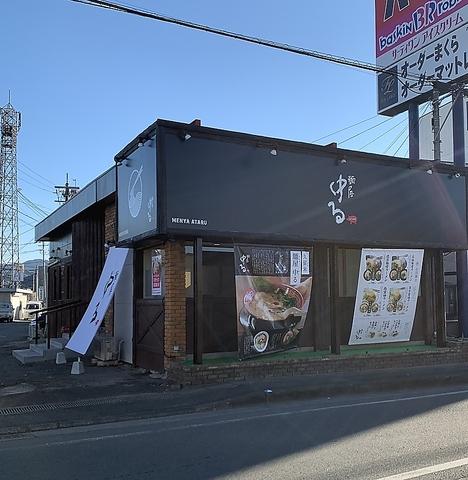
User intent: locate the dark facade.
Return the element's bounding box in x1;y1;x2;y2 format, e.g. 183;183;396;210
113;120;468;373
35;120;468;377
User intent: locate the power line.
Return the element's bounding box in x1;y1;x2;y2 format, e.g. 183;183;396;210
19;218;36;229
18;167;54;189
392;103;431;156
21;225;38;236
18;160;54;186
384;124;411;155
70;0;444;84
18;192;49;216
18;176;55;193
19;210;42;223
338;116;396;146
18;191;50;216
436;87;464;147
312;115;380;143
19;200;49;220
359;117;407;150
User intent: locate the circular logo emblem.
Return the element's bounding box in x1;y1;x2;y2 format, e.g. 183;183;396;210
128;167;143;218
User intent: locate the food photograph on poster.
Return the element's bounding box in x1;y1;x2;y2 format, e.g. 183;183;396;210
234;245;313;360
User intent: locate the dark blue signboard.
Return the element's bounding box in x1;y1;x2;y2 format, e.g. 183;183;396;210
158;123;468;250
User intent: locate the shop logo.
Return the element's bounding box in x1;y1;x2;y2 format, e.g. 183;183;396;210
128;166;143;218
384;0;410;22
328;173;358;225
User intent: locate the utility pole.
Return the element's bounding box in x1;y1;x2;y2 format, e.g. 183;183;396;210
55;173;79;203
408;103;420;161
453;83;468;337
0;93;21;289
432;87;441;163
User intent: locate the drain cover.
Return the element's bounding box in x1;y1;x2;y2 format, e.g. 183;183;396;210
0;397;124;416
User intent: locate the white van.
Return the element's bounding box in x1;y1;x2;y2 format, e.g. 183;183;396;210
23;301;43;320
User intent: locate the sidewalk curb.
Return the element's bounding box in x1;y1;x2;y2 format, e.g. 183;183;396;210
2;368;468;436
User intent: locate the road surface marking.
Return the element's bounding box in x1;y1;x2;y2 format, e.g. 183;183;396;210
42;430;154;447
375;457;468;479
155;388;468;432
0;430;153;451
3;388;468;450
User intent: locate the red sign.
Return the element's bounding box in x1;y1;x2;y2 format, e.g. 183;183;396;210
375;0;468;59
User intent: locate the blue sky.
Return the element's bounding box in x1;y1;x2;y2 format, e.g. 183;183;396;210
2;0;414;260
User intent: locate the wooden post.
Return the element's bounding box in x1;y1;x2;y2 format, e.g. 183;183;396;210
330;245;340;354
434;250;446;348
312;244;331;351
422;250;434;345
193;238;204;364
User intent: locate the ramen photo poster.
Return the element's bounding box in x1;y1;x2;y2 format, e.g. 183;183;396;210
234;244;313;360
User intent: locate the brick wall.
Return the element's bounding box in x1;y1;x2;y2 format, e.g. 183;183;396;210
169;344;468;385
164;240;187;369
103;200;116;335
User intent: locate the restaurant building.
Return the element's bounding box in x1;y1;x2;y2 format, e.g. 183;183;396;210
35;119;468;382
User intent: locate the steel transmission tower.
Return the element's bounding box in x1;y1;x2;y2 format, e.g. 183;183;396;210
0;95;21;288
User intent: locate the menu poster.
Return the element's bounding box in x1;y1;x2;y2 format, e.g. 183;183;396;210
151;253;162;296
234;244;313;360
349;249;424;345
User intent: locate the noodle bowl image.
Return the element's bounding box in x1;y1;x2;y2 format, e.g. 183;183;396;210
238;277;312;351
244;285;304;322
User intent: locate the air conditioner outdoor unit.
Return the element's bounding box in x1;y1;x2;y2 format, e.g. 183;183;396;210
94;336;119;362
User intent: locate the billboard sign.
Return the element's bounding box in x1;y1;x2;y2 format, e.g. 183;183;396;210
349;248;424;345
375;0;468;115
234;244;313;360
117;138;157;242
161;128;468;250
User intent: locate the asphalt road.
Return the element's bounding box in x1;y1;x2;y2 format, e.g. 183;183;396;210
3;387;468;479
0;320;28;344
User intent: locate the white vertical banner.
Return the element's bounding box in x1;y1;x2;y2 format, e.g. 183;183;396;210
349;248;424;345
66;247;130;355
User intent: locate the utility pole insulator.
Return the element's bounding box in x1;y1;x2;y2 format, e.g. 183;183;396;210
55;173;80;203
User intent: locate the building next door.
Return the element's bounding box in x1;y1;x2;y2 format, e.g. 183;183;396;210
134;247;165;371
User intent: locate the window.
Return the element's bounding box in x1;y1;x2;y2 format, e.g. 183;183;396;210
337;248;360;297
